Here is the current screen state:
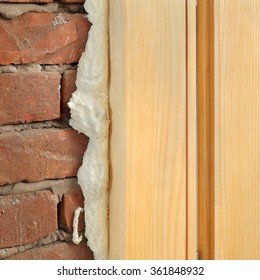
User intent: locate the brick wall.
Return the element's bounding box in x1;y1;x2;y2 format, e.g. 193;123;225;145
0;0;94;259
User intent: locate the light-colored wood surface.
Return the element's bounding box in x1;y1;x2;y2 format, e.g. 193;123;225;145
197;0;215;260
109;0;194;259
214;0;260;259
187;0;198;260
108;0;127;260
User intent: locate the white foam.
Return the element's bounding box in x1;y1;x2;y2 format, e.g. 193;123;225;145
68;0;109;260
72;207;83;245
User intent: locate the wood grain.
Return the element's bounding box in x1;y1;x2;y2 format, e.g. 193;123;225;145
187;0;198;260
214;0;260;259
109;0;188;259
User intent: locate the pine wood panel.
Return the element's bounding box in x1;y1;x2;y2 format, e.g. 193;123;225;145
187;0;198;260
214;0;260;259
109;0;190;259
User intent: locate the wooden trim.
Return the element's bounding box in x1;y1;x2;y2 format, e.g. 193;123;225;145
197;0;215;260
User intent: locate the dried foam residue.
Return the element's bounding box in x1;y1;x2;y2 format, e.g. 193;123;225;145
68;0;109;260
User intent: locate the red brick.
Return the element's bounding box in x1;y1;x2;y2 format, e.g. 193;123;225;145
6;241;94;260
0;72;60;125
59;188;85;233
0;13;90;65
0;129;88;185
61;69;77;115
0;191;57;249
0;0;52;2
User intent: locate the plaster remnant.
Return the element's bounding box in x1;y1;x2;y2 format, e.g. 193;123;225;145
0;2;58;19
69;0;109;260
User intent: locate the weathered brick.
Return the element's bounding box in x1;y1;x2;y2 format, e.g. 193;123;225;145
6;241;94;260
59;188;85;233
61;69;77;115
0;72;60;125
0;13;90;65
0;0;52;2
0;191;57;249
0;129;88;185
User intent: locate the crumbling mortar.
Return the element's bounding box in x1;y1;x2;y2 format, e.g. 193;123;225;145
0;64;77;74
56;4;85;14
0;2;59;19
0;229;85;259
43;64;77;73
0;120;70;135
0;177;80;200
0;3;85;20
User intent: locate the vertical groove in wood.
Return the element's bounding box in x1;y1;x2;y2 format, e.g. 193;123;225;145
197;0;215;260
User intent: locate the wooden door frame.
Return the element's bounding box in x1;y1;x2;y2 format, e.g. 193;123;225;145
108;0;216;260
